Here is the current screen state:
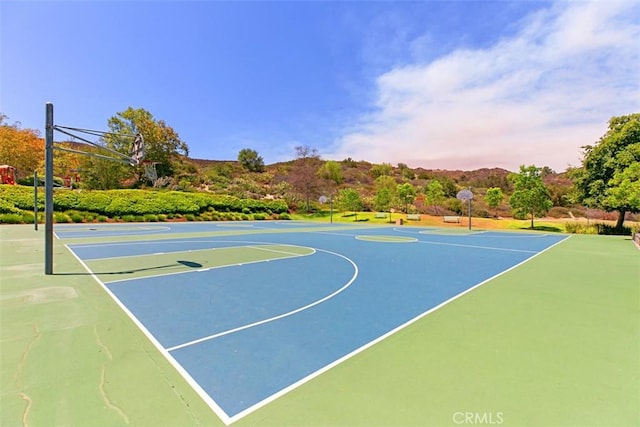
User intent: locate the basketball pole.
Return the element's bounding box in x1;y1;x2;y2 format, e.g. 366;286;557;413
467;186;472;230
45;102;54;275
34;170;38;231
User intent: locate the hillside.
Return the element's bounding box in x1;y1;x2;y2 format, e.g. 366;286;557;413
177;156;593;221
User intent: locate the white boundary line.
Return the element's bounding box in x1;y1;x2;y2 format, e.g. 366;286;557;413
55;225;170;232
66;242;358;425
166;248;358;352
65;244;235;425
416;239;538;253
102;246;316;284
224;234;573;423
246;245;310;257
64;231;571;425
71;241;308;260
54;225;171;238
355;235;418;243
390;227;486;235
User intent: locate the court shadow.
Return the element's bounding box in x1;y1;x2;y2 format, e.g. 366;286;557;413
55;260;204;275
177;260;203;268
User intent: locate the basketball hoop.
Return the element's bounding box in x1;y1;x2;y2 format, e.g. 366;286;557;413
129;133;145;166
142;160;159;186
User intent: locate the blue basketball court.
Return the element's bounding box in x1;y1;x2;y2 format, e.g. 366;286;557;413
56;221;568;424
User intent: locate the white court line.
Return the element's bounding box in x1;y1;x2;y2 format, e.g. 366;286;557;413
65;230;571;425
166;248;358;353
417;239;538;253
64;244;234;425
313;230;537;253
246;245;312;257
225;234;573;424
102;247;316;284
84;245;222;261
54;225;171;238
393;227;488;236
72;241;307;261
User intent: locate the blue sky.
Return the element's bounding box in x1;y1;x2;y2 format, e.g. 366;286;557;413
2;0;639;171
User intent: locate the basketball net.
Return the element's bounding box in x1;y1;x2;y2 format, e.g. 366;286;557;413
143;161;158;185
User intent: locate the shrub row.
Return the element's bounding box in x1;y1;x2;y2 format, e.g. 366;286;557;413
0;186;288;218
564;222;635;235
0;209;291;225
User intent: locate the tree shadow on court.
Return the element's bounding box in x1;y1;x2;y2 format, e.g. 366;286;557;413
54;260;203;276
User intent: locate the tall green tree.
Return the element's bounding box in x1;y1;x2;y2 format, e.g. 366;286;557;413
572;113;640;229
80;154;128;189
104;107;188;186
374;175;396;214
237;148;265;172
337;188;363;221
484;187;504;217
424;180;445;215
397;182;416;213
605;162;640;214
509;165;553;229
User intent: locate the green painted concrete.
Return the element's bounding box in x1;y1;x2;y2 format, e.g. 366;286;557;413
83;244;314;282
1;224;638;426
1;225;223;427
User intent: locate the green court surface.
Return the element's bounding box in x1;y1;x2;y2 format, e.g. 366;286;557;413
1;224;638;426
83;244;314;282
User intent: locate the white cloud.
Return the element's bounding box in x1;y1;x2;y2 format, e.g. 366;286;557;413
330;0;640;171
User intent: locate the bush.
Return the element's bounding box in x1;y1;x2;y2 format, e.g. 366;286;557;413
0;198;20;214
0;186;289;220
564;222;598;234
594;223;632;236
0;186;40;210
445;198;463;215
473;208;491;218
143;214;158;222
69;212;84;223
54;212;70;223
0;213;23;224
21;211;35;224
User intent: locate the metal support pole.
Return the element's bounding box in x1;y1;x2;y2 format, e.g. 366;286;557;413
468;198;472;230
34;171;38;231
45;103;54;274
330;195;333;223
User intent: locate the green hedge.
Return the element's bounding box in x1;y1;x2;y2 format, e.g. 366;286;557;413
0;185;288;219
